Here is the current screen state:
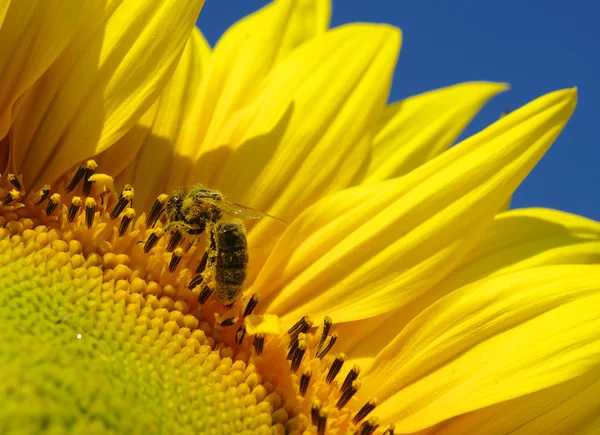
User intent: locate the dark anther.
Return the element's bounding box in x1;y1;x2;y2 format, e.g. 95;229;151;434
143;229;162;253
317;332;338;359
219;317;238;327
353;399;379;425
341;365;361;394
286;334;303;360
118;208;135;237
326;353;346;384
300;367;311;397
84;198;96;229
355;417;379;435
146;194;168;228
7;174;21;191
198;286;213;304
168;248;183;273
290;340;306;372
35;185;51;205
188;273;204;290
235;325;246;345
382;424;395;435
46;193;61;215
288;315;313;341
2;190;18;206
336;380;361;409
317;316;332;352
243;293;261;318
65;165;86;193
67;197;82;223
253;333;265;356
195;251;208;274
110;186;133;219
82;160;98;195
166;229;183;252
317;408;328;435
311;400;322;426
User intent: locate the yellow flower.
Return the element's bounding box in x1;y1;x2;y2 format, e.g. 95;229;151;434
1;1;599;434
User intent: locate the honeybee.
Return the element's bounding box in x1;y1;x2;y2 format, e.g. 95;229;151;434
204;221;248;306
162;184;282;305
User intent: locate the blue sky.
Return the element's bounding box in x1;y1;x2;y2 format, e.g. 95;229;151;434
197;0;600;220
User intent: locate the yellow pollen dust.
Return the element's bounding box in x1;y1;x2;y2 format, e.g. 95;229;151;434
0;165;385;435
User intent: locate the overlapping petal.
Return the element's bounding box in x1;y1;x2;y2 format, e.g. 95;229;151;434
168;0;331;190
97;28;211;210
256;88;576;325
422;370;600;435
0;0;83;146
360;265;600;432
9;0;205;190
359;82;508;183
336;207;600;372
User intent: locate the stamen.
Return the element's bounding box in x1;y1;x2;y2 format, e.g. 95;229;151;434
288;315;313;341
110;186;133;219
65;165;86;193
168;248;184;273
382;424;395;435
311;400;322;426
254;333;265;356
243;293;260;318
290;339;306;372
336;380;361;409
317;332;338;359
117;208;135;236
84;198;97;229
300;367;311;397
46;193;61;216
34;184;51;205
341;365;361;393
317;408;328;435
118;184;134;205
82;160;98;195
198;286;213;304
143;228;163;253
146;194;168;228
353;398;379;425
195;252;208;274
317;316;333;352
67;196;82;223
166;230;183;252
235;325;246;345
7;174;21;191
219;317;238;327
326;353;346;384
188;273;203;290
286;333;304;360
2;189;19;206
355;417;379;435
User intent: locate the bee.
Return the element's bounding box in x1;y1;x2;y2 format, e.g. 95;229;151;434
161;184;283;305
203;221;248;306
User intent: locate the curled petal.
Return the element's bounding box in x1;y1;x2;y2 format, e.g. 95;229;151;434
11;0;205;189
256;89;577;324
362;265;600;432
361;82;508;183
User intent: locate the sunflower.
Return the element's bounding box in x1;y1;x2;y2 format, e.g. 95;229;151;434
1;1;600;434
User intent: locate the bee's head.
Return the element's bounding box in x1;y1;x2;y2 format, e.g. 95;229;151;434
166;194;184;220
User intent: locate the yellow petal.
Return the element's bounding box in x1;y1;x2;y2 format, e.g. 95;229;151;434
98;27;211;210
205;25;399;285
0;0;83;140
424;370;600;435
361;82;508;183
338;207;600;372
168;0;330;189
361;265;600;432
10;0;205;190
255;88;576;325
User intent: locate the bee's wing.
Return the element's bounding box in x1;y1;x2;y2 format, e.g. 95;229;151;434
201;197;286;223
